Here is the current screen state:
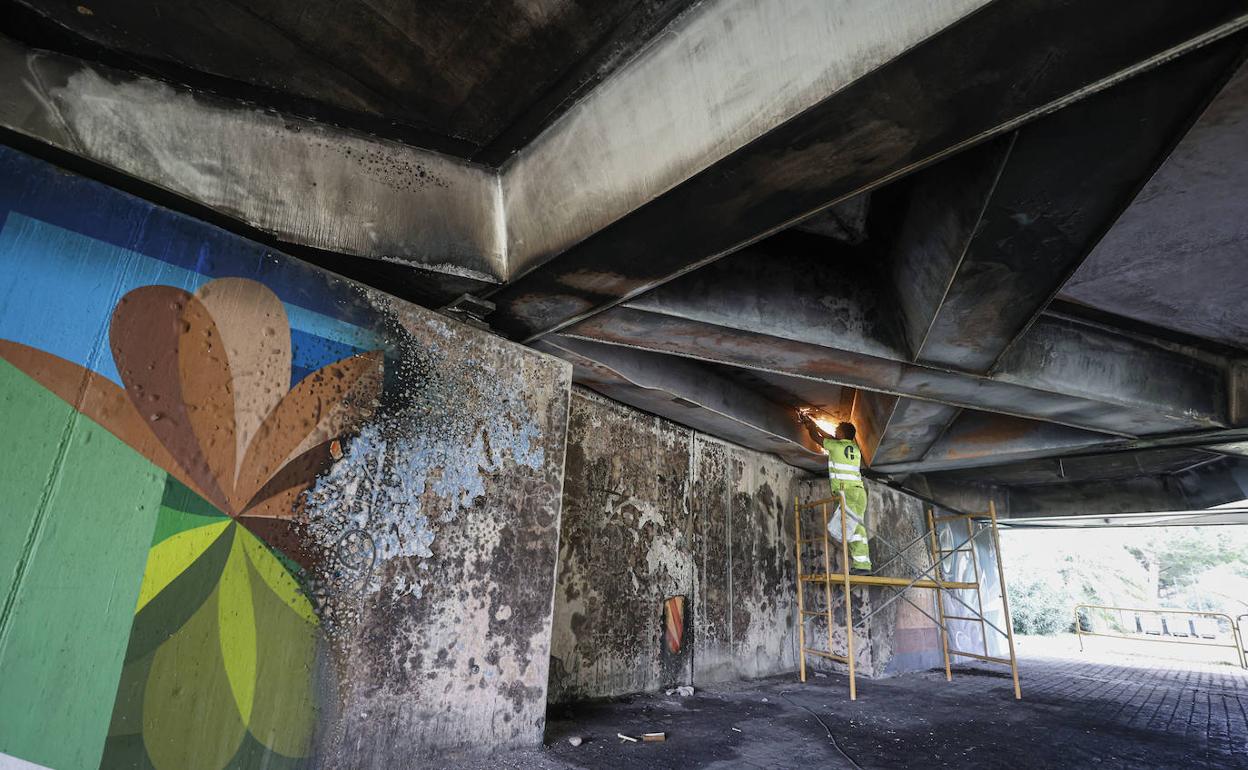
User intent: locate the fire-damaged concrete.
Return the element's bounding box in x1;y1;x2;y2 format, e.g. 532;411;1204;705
452;655;1248;770
549;389;944;703
4;0;1248;523
309;310;574;764
8;0;1248;765
0;146;574;768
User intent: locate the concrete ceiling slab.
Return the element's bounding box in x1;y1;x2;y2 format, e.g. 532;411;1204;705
6;0;697;160
1061;62;1248;351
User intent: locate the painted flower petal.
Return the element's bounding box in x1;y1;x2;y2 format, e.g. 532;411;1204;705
0;340;216;505
235;515;318;573
177;292;239;509
240;441;333;518
126;523;236;665
110;286;231;513
135;520;231;613
218;535;258;726
239;526;317;626
143;585;248;770
235;350;382;508
244;546;318;758
194;279;291;489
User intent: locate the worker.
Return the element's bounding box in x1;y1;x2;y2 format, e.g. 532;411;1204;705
798;410;871;574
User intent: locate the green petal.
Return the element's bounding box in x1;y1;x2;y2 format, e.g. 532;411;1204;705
107;649;155;738
126;525;235;664
244;550;319;758
144;586;247;770
218;536;258;725
135;520;231;613
240;527;317;626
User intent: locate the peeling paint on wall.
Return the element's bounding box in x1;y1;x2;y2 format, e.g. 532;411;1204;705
0;146;571;769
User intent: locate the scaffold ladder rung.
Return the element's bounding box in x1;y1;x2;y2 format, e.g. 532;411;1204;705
794;494;1021;701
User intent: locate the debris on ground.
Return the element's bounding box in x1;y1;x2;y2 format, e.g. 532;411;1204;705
666;685;695;696
618;733;638;743
643;732;666;742
567;736;583;747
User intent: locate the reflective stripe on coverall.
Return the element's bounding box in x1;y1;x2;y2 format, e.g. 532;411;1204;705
823;437;871;571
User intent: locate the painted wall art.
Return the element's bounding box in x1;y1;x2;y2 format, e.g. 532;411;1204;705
0;147;571;769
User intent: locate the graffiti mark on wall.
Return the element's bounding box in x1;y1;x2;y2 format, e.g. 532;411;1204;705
0;278;382;769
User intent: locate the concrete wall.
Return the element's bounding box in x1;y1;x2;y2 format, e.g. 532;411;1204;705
550;388;943;703
0;146;571;770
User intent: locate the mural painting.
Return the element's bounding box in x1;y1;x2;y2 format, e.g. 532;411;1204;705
0;147;570;769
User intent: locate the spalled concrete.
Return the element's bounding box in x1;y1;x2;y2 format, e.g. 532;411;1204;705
0;146;573;768
309;310;574;763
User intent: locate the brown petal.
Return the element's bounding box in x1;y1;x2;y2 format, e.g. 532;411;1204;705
177;294;238;508
194;279;291;484
110;286;231;513
235;351;382;508
0;340;216;505
235;515;320;572
239;441;333;519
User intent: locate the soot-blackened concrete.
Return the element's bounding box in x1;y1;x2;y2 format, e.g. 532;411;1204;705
448;655;1248;769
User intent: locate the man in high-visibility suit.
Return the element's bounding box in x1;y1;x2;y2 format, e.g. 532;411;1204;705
799;410;871;574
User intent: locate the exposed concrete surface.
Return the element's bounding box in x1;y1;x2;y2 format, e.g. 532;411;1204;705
549;388;809;702
450;654;1248;769
311;307;574;763
0;36;505;282
501;0;990;275
1062;62;1248;350
550;390;942;702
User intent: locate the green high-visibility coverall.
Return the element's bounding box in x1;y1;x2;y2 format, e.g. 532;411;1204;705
823;437;871;571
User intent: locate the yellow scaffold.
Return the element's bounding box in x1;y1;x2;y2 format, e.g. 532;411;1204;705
793;494;1021;701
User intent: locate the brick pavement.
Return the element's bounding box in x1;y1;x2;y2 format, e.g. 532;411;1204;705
450;649;1248;769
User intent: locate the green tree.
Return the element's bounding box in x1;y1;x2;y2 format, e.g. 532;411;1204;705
1125;528;1248;600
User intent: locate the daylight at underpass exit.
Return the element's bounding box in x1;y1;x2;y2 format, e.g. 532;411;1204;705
2;2;1248;769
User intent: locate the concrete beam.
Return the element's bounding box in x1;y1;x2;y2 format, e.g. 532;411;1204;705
500;0;991;278
534;336;825;471
870;41;1245;462
892;38;1246;374
875;411;1114;475
566;304;1228;439
563;248;1231;436
908;450;1248;518
489;1;1248;340
1001;457;1248;518
852;392;962;468
0;36;504;284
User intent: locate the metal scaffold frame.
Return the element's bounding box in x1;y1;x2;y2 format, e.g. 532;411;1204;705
793;493;1021;701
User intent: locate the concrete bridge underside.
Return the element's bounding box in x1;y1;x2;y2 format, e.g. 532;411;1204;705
4;0;1248;519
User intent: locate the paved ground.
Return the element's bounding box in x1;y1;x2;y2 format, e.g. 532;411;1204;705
448;644;1248;768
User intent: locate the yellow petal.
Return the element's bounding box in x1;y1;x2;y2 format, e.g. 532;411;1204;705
134;520;231;614
218;535;257;725
240;527;317;626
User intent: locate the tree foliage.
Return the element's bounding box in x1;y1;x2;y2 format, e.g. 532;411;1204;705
1000;525;1248;636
